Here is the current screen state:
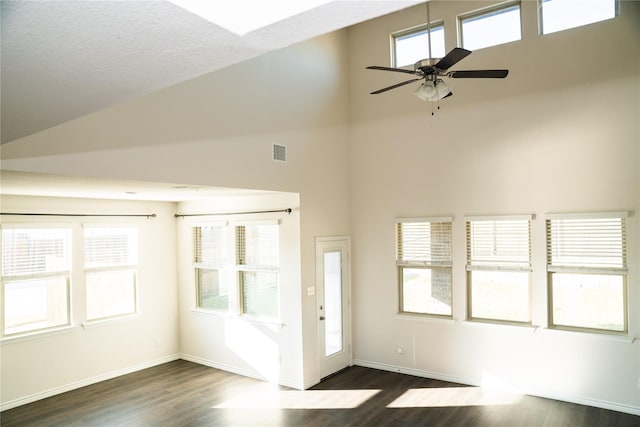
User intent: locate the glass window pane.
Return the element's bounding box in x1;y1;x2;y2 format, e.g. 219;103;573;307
3;278;69;335
241;271;278;319
470;271;529;322
395;25;445;67
193;226;226;266
541;0;616;35
240;225;279;267
86;270;136;320
401;267;452;316
324;251;343;357
84;227;137;269
551;273;624;331
461;5;521;50
2;228;71;276
196;268;228;311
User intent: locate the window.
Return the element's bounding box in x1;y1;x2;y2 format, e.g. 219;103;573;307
460;2;521;50
1;226;71;336
546;213;627;333
466;216;531;323
237;224;279;319
396;218;452;317
193;225;228;311
540;0;616;35
84;226;138;321
393;22;445;67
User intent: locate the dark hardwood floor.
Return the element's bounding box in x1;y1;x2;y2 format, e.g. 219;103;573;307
2;360;639;426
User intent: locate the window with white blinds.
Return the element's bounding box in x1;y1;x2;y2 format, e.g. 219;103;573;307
547;215;626;270
396;218;452;316
237;224;279;319
193;225;229;312
397;220;452;265
467;218;531;268
194;226;226;267
84;226;138;321
546;213;627;333
1;227;72;336
237;224;279;268
466;216;532;323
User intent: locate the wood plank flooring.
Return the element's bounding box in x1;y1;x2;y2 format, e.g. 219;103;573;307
2;360;639;426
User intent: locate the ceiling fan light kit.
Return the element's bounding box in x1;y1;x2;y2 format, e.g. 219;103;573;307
414;79;450;102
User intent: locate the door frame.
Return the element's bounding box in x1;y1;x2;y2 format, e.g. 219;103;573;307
315;235;352;380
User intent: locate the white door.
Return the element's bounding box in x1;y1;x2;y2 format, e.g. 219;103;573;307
316;237;351;379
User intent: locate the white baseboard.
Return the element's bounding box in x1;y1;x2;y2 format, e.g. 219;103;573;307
179;353;303;390
1;354;180;412
353;358;640;417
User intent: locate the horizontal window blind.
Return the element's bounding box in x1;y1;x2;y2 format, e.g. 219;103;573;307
237;224;279;267
466;219;530;268
396;220;452;265
547;216;627;270
84;227;137;269
2;228;71;276
193;226;226;266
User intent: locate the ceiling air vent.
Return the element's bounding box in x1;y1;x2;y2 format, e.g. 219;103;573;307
273;144;287;162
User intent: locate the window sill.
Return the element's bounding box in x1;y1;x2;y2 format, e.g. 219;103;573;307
81;313;140;329
192;308;233;319
536;327;636;343
461;319;537;330
395;313;455;325
0;325;77;345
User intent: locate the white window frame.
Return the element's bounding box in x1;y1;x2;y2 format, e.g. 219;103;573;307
236;221;280;321
1;224;72;337
546;212;628;334
192;222;230;313
391;21;446;68
396;217;453;318
83;225;138;322
539;0;617;35
466;215;533;325
458;1;522;51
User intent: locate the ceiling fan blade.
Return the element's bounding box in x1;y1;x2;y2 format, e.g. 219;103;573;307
366;65;416;75
448;69;509;78
370;78;421;94
434;47;472;70
443;91;453;98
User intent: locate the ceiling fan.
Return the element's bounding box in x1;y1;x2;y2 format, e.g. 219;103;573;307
366;2;508;102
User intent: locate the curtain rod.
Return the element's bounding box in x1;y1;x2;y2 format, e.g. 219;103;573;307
175;208;292;218
1;212;156;219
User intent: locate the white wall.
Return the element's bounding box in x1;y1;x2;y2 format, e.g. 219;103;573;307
1;31;352;390
0;195;179;409
3;0;638;414
347;0;640;413
176;192;303;387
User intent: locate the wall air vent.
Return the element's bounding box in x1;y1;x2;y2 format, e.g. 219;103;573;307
273;144;287;162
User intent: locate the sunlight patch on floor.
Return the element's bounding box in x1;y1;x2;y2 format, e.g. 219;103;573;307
213;389;381;410
386;387;523;408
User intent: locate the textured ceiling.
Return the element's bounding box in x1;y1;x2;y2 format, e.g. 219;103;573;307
1;0;422;144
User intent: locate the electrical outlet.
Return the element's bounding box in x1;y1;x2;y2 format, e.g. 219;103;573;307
397;345;404;355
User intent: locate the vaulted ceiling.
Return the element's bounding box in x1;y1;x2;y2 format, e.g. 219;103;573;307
1;0;421;144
